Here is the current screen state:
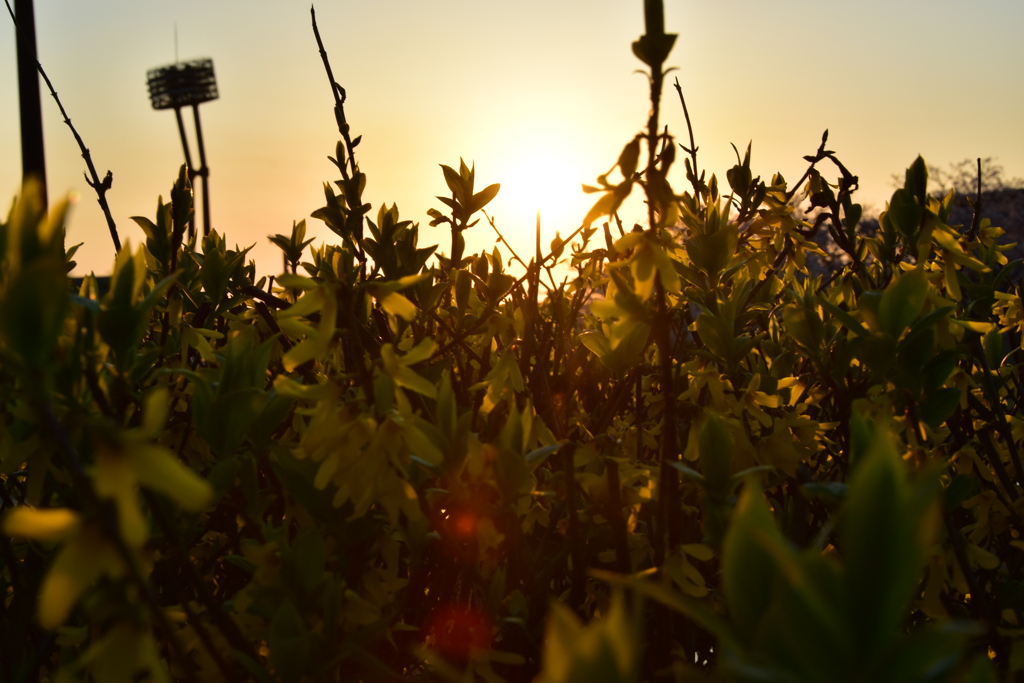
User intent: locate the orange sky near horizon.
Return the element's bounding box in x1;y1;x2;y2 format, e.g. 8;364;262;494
3;0;1023;277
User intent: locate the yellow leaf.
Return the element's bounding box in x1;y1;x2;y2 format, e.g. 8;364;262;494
89;623;143;683
401;338;437;365
182;327;218;364
392;366;439;399
314;452;342;490
393;272;431;289
682;543;714;561
94;448;148;547
943;258;962;300
750;390;781;409
950;319;996;334
276;317;317;338
140;387;170;437
130;444;213;513
275;273;316;291
38;528;124;630
612;232;644;252
630;245;657;302
590;298;622;319
968;543;1001;570
273;375;332;401
380;341;438;397
279;287;325;318
2;507;80;543
380;291;418;322
282;337;320;372
188;327;224;339
651;242;681;294
398;421;444;465
318;291;338;348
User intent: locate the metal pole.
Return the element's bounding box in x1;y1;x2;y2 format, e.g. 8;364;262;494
173;107;195;173
191;103;210;236
173;106;196;239
14;0;47;207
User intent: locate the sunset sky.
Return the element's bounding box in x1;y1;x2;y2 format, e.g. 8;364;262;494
2;0;1023;276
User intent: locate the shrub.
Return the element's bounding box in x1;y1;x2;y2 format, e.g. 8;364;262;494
1;2;1022;682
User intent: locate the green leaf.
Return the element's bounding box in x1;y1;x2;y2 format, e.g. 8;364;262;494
398;418;444;466
268;599;310;679
781;303;823;352
580;330;612;360
800;482;847;507
882;189;924;239
903;155;928;205
286;529;325;596
441;164;464;199
605;321;651;377
862;622;984;683
0;259;68;371
983;327;1004;369
618;137;641;179
918;388;960;430
721;482;782;645
631;32;677;67
526;443;563;468
818;298;868;338
539;590;639;683
669;461;706;483
841;420;933;656
584;192;620;227
379;291;417;321
878;268;927;338
590;569;738;654
470;183;500;214
699;413;733;496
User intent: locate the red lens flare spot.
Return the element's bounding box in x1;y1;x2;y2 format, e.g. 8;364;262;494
451;511;477;539
425;605;491;659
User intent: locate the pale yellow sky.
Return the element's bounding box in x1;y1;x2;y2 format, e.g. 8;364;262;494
3;1;1023;276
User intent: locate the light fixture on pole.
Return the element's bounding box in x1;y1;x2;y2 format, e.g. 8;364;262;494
146;58;218;238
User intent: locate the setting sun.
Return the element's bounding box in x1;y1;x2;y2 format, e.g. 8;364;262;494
4;0;1023;679
469;135;594;269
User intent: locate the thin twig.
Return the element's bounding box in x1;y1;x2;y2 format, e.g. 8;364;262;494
968;157;984;241
311;4;369;273
641;4;682;558
426;223;586;363
311;5;355;180
672;77;701;199
483;211;527;270
4;0;121;253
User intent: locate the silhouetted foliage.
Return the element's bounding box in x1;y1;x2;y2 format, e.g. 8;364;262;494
1;3;1022;683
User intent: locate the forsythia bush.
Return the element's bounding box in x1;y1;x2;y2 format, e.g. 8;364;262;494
2;2;1022;682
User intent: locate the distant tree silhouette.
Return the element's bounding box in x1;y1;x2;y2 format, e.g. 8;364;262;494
902;157;1024;196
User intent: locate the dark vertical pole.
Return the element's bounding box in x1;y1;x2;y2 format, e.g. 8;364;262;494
173;107;195;172
191;104;210;236
173;106;196;239
14;0;47;207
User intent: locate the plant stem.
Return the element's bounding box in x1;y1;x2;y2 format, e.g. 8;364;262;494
4;0;121;253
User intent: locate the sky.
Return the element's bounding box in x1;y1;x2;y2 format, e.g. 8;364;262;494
2;0;1023;277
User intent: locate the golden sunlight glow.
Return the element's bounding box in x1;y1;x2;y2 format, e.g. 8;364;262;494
476;139;593;267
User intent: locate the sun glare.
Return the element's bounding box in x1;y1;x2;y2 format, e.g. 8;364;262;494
477;142;593;269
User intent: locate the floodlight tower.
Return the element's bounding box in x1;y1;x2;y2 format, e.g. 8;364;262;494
146;58;218;237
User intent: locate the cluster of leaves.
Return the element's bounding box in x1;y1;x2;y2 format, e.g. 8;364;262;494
2;2;1024;682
